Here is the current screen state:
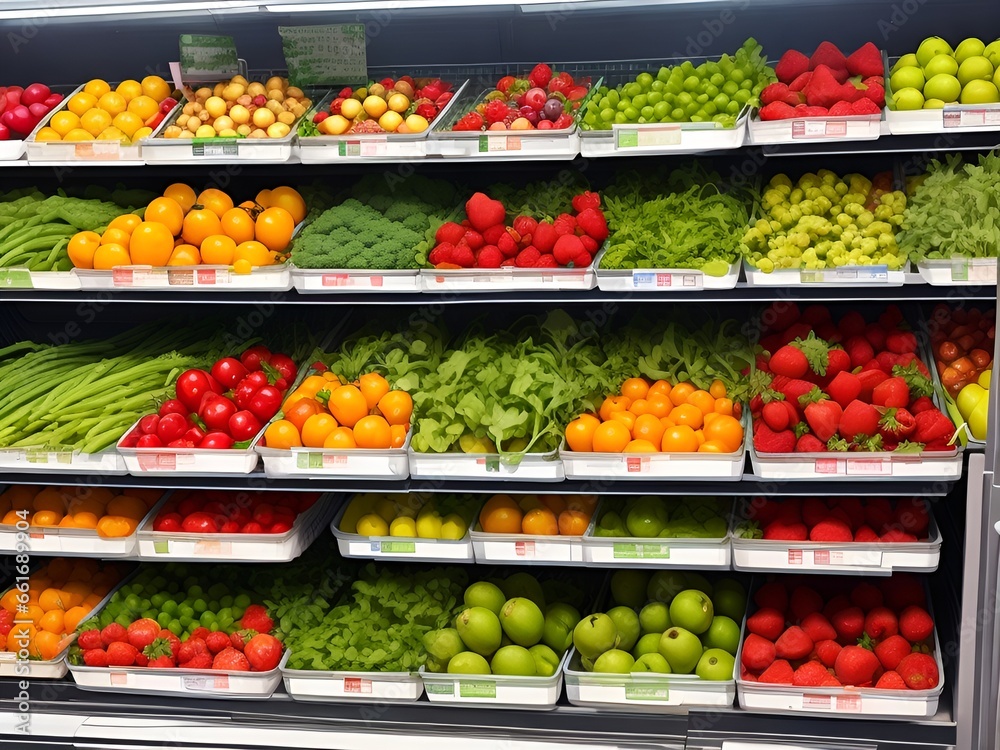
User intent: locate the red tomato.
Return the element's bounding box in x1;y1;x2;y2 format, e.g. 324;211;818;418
243;633;283;671
211;357;249;389
139;414;160;434
248;385;283;423
137;434;163;448
229;410;263;441
240;345;272;372
157;413;188;443
159;399;186;417
268;353;297;383
201;395;238;432
182;512;218;533
176;369;221;412
199;432;234;450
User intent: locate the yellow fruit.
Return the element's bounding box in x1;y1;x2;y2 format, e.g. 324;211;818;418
387;93;410;113
405;114;429;133
97;92;127;116
112;112;143;138
141;76;171;102
67;92;98;117
363;95;388;118
34;127;62;142
127;95;158;120
83;79;111;98
378;111;403;132
63;128;95;142
80;109;112;137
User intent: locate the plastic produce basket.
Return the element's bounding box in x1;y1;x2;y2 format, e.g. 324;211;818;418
743;259;908;287
116;417;264;476
420;264;595;293
289;266;421;294
134;492;334;562
408;447;564;482
0;448;126;475
747;112;882;145
560;435;746;482
329;498;474;562
255;431;411;480
470;511;594;565
283;664;423;703
564;648;735;710
75;264;292;291
731;499;942;575
915;257;998;287
419;649;570;708
595;254;740;292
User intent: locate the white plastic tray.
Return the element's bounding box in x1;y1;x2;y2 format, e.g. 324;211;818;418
419;649;569;708
469;514;593;565
580;111;748;158
743;259;907;287
595;258;740;292
916;258;997;286
75;265;292;291
408;447;564;482
561;436;745;482
564;648;735;710
0;448;126;475
329;499;474;562
69;649;288;699
256;432;410;479
283;665;423;703
116;417;263;476
732;502;942;575
420;265;595;292
748;443;963;481
290;266;421;293
747;113;882;145
135;492;333;562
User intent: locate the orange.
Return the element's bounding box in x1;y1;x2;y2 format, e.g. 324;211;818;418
377;391;413;426
144;196;184;235
564;417;598;452
686;389;717;416
107;214;142;235
182;207;223;247
141;75;172;102
323;427;357;449
107;495;146;520
301;413;339;448
114;79;142;102
558;510;591;536
168;244;201;266
63;605;90;633
709;379;727;399
38;588;68;612
353;415;392;449
96;516;137;538
628;399;650;416
38;609;64;634
703;415;744;453
714;398;734;416
327;385;368;428
164;183;197;213
67;92;98;117
30;630;63;661
390;424;407;449
97;91;127;116
234;240;270;267
661;425;699;453
31;510;62;527
480;496;523;534
221;207;256;244
599;395;631;422
129;221;174;266
592;421;631;453
609;410;637;432
620;378;650;401
624;439;658;453
285;398;323;432
267;186;307;224
264;420;302;449
648;380;672;398
645;394;673;419
100;227;131;247
359;373;391;410
632;413;666;447
669;382;696;407
522;508;558;535
699;440;732;453
200;234;237;265
198;189;234;219
669;404;704;430
254;206;295;253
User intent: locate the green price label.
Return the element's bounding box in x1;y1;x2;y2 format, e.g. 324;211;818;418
179;34;239;81
279;24;367;87
459;681;496;698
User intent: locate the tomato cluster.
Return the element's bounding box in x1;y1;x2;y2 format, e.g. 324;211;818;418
120;345;297;450
152;490;318;535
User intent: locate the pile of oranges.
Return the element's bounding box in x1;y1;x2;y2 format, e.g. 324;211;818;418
67;184;305;273
478;494;597;536
565;378;745;455
0;485;163;538
263;370;413;451
0;557;125;661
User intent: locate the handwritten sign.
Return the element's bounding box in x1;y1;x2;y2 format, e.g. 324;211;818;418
179;35;239;81
279;25;367;86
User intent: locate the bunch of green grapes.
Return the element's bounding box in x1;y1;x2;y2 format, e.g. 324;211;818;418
581;38;775;130
742;171;908;272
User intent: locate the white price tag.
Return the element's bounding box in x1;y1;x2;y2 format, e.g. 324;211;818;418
631;270;703;289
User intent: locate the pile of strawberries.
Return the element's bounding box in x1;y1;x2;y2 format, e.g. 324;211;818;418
741;576;940;691
76;604;282;673
427;191;608;270
739;496;930;543
751;303;957;454
760;41;885;121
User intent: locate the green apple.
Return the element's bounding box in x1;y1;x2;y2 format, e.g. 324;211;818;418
961;80;1000;103
924;73;962;103
892;53;920;73
593;648;634;674
639;602;671;634
916;37;954;68
890;66;925;93
958;56;994;87
985;40;1000;68
610;570;651;610
573;613;619;659
658;626;702;674
632;652;671;673
695;648;736;681
711;579;747;622
924;98;947;108
700;615;741;655
955;37;987;63
669;589;715;634
893;87;926;110
924;54;959;78
632;632;662;658
606;606;641;652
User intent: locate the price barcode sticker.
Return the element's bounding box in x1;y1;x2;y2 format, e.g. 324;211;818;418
631;270;702;289
791;119;848;139
951;258;997;283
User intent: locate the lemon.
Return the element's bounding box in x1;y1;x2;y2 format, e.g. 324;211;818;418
416;512;443;539
440;513;467;540
356;513;389;537
389;517;417;537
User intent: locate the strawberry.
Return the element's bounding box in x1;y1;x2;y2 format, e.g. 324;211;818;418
793;660;832;687
815;639;842;668
181;653;214;670
894;497;930;536
206;631;231;655
762;401;790;431
801;390;842;442
78;630;103;650
897;652;939;690
899;605;934;642
832;607;865;643
126;618;161;652
212;647;250;672
839;400;880;442
810;518;853;542
846;42;884;78
796;433;826;452
803;65;848;108
790;585;824;622
834;644;880;686
741;633;777;672
758;659;795;684
775;49;811;84
854;525;880;542
759;101;798;121
875;635;913;671
176;637;207;664
857;369;889;401
465;193;506;233
763;519;808;541
82;649;109;667
754;582;789;613
754;424;797;454
844;335;874;368
864;607;899;639
789;71;813;91
875;670;907;689
850;582;884;611
747;608;786;641
775;626;814;660
914;410;955;444
106;641;139;667
809;42;849;77
101;623;128;647
872;377;909;408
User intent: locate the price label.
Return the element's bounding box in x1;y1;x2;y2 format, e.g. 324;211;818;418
459;681;496;698
192;141;239;157
943;105;1000;128
631;270;702;289
625;686;671;701
183;674;230;691
800;265;889;284
0;269;32;288
951;258;997;283
343;677;372;694
376;541;416;554
478;135;521;152
614;124;681;148
613;543;670;559
279;24;367;86
791;119;849;139
179;34;239;81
